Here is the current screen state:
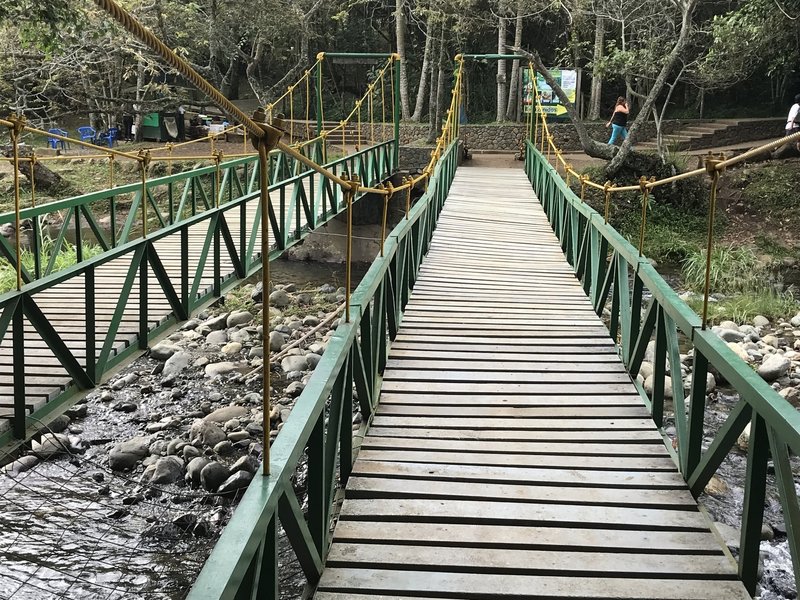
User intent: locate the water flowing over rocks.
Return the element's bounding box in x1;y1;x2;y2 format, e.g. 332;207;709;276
0;277;346;598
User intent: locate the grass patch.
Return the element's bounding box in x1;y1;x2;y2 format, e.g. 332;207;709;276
727;164;800;212
0;235;103;293
682;245;764;294
687;291;800;324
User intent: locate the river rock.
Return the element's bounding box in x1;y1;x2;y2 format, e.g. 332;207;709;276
229;329;251;344
221;342;242;355
753;315;770;328
200;462;229;492
305;353;321;370
148;456;184;485
302;315;320;327
186;457;211;487
190;420;226;446
269;289;291;307
111;372;139;390
758;354;790;381
249;347;264;359
228;431;251;443
213;440;234;455
790;313;800;328
109;436;151;470
226;310;253;328
150;343;181;361
204;405;248;423
251;282;264;303
286;381;305;397
4;455;40;474
737;423;751;451
762;334;780;348
206;330;228;345
231;455;259;474
205;314;229;331
639;362;654;380
727;342;750;363
182;445;202;460
205;361;237;378
112;401;138;413
643;375;673;398
163;351;191;377
778;386;800;407
45;415;71;434
296;292;312;305
30;433;71;459
704;475;728;496
719;320;740;331
269;331;285;352
281;355;307;373
713;327;746;343
217;470;254;495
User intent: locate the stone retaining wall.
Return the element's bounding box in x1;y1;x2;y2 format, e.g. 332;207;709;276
397;118;786;152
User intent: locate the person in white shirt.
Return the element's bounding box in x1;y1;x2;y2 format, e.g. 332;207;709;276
786;94;800;135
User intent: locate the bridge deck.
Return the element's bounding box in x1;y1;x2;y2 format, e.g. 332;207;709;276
315;168;749;599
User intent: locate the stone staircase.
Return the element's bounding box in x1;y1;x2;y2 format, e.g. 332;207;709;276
638;121;734;152
638;118;785;152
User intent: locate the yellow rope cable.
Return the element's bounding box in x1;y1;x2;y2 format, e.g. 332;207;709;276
357;102;362;150
305;71;311;141
289;86;294;142
369;85;375;146
381;69;387;140
30;151;36;208
9;119;22;290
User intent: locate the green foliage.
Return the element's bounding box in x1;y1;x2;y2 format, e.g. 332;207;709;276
617;204;706;263
687;290;800;324
681;245;766;294
0;235;103;294
728;164;800;211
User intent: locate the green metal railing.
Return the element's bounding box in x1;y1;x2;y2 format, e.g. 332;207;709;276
525;141;800;595
187;138;458;600
0;140;396;442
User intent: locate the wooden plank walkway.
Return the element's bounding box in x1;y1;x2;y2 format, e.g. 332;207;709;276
315;167;750;599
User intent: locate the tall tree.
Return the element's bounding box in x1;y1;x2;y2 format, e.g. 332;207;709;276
395;0;412;119
588;15;605;120
496;5;508;121
504;0;524;121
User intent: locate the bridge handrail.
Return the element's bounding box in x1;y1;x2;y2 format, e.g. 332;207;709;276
526;141;800;595
188;137;459;599
0;139;394;292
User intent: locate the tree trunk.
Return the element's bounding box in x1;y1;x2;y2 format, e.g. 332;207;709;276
426;26;442;143
395;0;411;120
505;0;524;121
435;27;446;132
134;57;145;142
496;12;508;122
1;146;73;194
410;15;435;122
606;0;698;174
588;15;605;121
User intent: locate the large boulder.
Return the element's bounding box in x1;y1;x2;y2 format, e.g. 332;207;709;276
190;420;227;446
281;355;308;373
200;462;229;492
204;405;249;423
109;436;151;470
758;354;790;381
31;433;72;459
146;456;185;485
150;343;181;361
205;361;238;378
163;351;191;377
227;310;254;328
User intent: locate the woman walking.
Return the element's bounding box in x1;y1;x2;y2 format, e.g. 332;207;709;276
606;97;629;145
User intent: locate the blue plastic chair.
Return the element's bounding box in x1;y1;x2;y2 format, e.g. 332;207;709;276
77;126;97;144
47;128;69;150
97;127;119;148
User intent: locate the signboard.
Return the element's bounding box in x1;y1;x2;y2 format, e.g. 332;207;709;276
523;68;578;117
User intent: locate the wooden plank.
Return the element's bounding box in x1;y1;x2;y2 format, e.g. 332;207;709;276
345;476;693;507
382;370;634;384
364;427;663;442
350;460;687;487
359;436;668;457
376;393;644;407
379;381;644;395
330;521;725;553
375;404;651;419
325;543;735;576
316;569;750;599
355;449;679;471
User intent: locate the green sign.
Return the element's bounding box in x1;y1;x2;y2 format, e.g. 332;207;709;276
524;69;577;117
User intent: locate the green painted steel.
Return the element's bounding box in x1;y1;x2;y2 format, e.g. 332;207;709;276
187;138;459;600
0;141;396;443
525;141;800;595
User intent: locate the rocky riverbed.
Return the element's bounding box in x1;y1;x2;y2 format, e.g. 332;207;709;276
635;311;800;600
1;278;351;599
2;276;800;598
